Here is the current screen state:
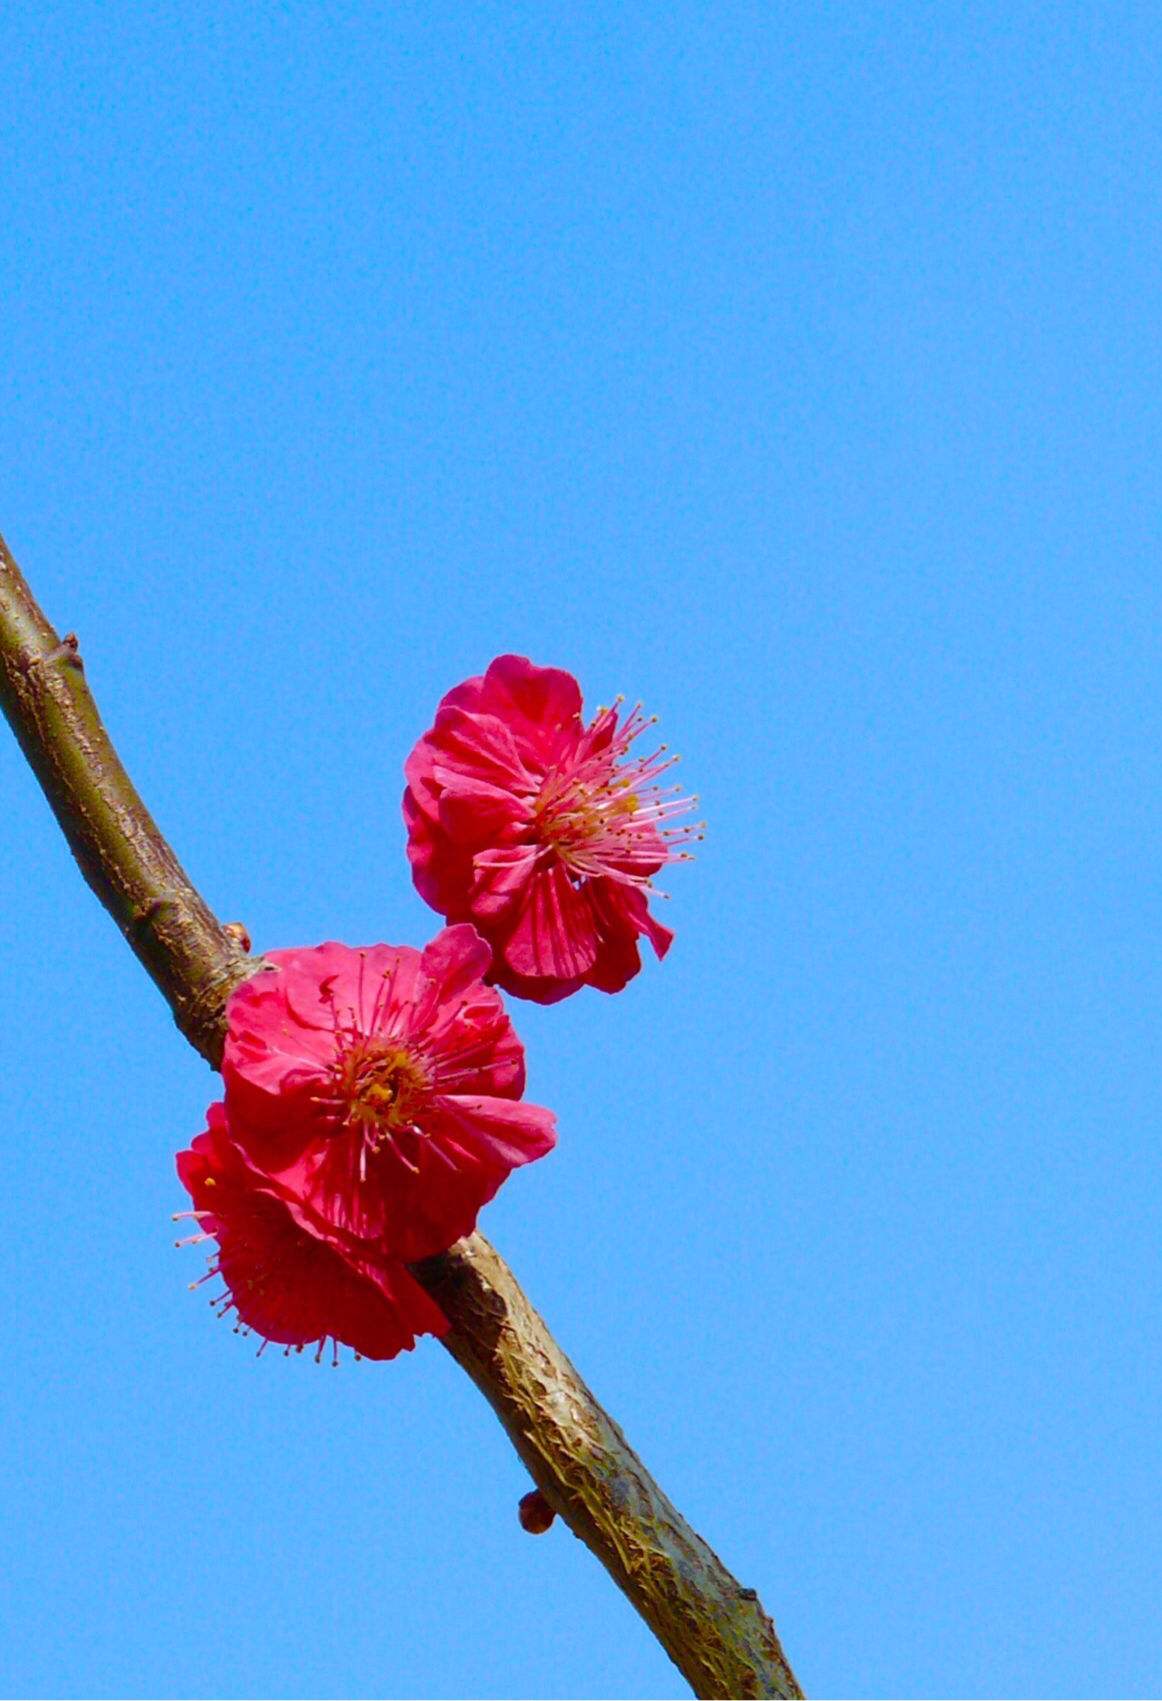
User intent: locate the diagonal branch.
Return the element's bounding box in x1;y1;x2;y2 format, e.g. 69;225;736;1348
0;531;803;1701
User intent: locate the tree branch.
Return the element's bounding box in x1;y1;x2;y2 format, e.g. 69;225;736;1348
0;531;803;1700
0;536;251;1060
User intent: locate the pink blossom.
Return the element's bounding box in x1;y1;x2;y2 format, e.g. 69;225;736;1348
175;1106;448;1363
219;924;556;1263
404;654;700;1002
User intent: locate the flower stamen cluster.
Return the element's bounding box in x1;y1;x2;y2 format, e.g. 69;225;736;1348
532;698;701;895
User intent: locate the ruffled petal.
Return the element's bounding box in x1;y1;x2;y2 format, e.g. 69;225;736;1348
425;998;526;1100
476;655;584;765
437;780;530;848
418;923;494;1003
584;880;673;993
404;786;475;915
212;1192;444;1359
427;705;534;795
502;863;599;982
481;963;585;1005
470;843;541;921
431;1093;558;1169
175;1113;449;1360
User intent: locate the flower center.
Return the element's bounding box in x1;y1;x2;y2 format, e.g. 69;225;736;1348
338;1044;430;1139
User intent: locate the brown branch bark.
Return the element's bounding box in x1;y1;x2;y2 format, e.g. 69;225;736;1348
0;530;803;1700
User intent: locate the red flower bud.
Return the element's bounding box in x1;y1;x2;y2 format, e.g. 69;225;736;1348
518;1489;556;1534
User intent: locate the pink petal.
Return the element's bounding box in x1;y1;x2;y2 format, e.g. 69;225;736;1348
481;963;585;1005
479;654;583;738
584;880;673;993
470;843;541;920
502;863;599;981
428;705;533;794
438;781;530;847
404;787;475;914
432;1093;558;1168
418;924;494;1005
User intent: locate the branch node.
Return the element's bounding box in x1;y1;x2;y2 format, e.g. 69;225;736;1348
32;631;83;670
128;895;181;940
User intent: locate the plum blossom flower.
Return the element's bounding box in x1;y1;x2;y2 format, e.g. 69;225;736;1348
403;654;701;1003
218;924;556;1263
175;1105;448;1363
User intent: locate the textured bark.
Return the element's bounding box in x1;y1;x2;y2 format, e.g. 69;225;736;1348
0;530;803;1699
420;1234;803;1698
0;534;253;1064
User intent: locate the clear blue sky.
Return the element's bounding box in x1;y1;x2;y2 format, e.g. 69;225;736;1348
1;4;1159;1697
